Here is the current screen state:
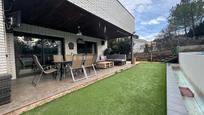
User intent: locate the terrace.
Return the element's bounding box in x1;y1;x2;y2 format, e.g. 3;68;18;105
0;62;136;115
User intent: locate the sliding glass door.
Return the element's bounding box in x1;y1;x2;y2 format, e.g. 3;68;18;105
14;34;63;78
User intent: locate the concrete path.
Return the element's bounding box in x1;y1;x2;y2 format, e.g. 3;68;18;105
167;64;188;115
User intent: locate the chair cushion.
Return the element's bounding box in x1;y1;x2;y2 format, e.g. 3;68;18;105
100;56;107;61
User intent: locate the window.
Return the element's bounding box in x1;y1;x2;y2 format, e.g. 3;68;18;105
14;34;63;78
77;41;97;54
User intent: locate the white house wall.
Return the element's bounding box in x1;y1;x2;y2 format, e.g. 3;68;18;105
133;39;148;53
6;33;16;79
8;24;107;79
67;0;135;34
179;52;204;97
0;0;7;75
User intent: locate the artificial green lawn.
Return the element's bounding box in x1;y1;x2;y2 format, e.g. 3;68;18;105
22;62;166;115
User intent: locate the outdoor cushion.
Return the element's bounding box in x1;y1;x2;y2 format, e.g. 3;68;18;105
100;56;107;61
107;54;126;60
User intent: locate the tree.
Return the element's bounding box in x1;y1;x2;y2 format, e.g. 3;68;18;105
108;37;132;59
196;0;204;23
167;0;204;37
168;1;191;36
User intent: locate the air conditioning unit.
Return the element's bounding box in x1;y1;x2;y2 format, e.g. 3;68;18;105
0;74;11;106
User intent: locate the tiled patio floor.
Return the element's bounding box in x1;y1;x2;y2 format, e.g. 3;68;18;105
0;62;136;115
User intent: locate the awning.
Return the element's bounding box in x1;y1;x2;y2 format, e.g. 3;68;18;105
4;0;132;39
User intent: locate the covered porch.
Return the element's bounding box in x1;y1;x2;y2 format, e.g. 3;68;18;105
0;62;135;115
4;0;134;80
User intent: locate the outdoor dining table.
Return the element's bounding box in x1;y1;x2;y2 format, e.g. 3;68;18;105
53;61;72;80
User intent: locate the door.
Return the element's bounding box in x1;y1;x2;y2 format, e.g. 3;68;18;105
14;34;63;78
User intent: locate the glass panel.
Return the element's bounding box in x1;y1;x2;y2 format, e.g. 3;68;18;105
77;41;97;54
43;39;62;65
14;35;63;78
77;43;86;54
14;36;43;78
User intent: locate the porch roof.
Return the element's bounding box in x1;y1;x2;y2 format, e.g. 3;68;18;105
5;0;132;39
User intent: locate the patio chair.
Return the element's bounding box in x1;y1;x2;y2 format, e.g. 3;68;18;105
65;54;73;62
19;56;34;69
53;55;64;62
69;54;88;82
64;54;73;75
93;54;98;65
32;55;58;86
83;54;97;77
53;55;67;79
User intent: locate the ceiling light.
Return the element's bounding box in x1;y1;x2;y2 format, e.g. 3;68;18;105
76;26;82;36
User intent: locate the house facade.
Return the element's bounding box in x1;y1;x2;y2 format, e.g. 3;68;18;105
133;39;148;53
133;39;158;53
0;0;135;79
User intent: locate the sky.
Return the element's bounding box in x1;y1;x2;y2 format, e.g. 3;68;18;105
119;0;180;41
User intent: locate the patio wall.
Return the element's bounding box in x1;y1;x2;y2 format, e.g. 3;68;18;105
67;0;135;34
7;23;107;79
179;52;204;97
0;0;7;75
